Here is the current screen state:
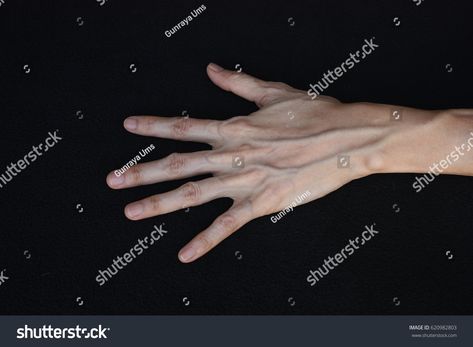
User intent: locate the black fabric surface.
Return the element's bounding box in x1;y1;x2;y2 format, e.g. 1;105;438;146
0;0;472;314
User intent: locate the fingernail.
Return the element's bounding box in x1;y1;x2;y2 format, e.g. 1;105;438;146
125;203;144;218
124;117;137;130
108;173;125;186
208;63;224;72
179;246;196;262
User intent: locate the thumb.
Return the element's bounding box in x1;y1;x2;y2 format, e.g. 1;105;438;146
206;63;272;107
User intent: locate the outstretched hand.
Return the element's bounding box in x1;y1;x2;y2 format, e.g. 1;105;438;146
106;63;418;263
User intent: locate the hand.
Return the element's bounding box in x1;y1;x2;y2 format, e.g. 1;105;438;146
106;63;468;263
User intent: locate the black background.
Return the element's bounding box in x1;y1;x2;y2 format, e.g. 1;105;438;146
0;0;472;314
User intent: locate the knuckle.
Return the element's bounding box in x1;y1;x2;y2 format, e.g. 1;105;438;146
145;117;156;131
257;92;273;106
254;181;294;214
257;82;293;106
258;87;285;106
148;195;160;212
171;117;191;137
216;214;237;232
228;71;244;84
128;166;142;184
167;153;186;175
195;233;213;250
181;182;201;203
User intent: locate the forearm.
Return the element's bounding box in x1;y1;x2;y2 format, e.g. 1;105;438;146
371;105;473;176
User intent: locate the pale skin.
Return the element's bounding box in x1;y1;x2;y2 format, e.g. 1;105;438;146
106;62;473;263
